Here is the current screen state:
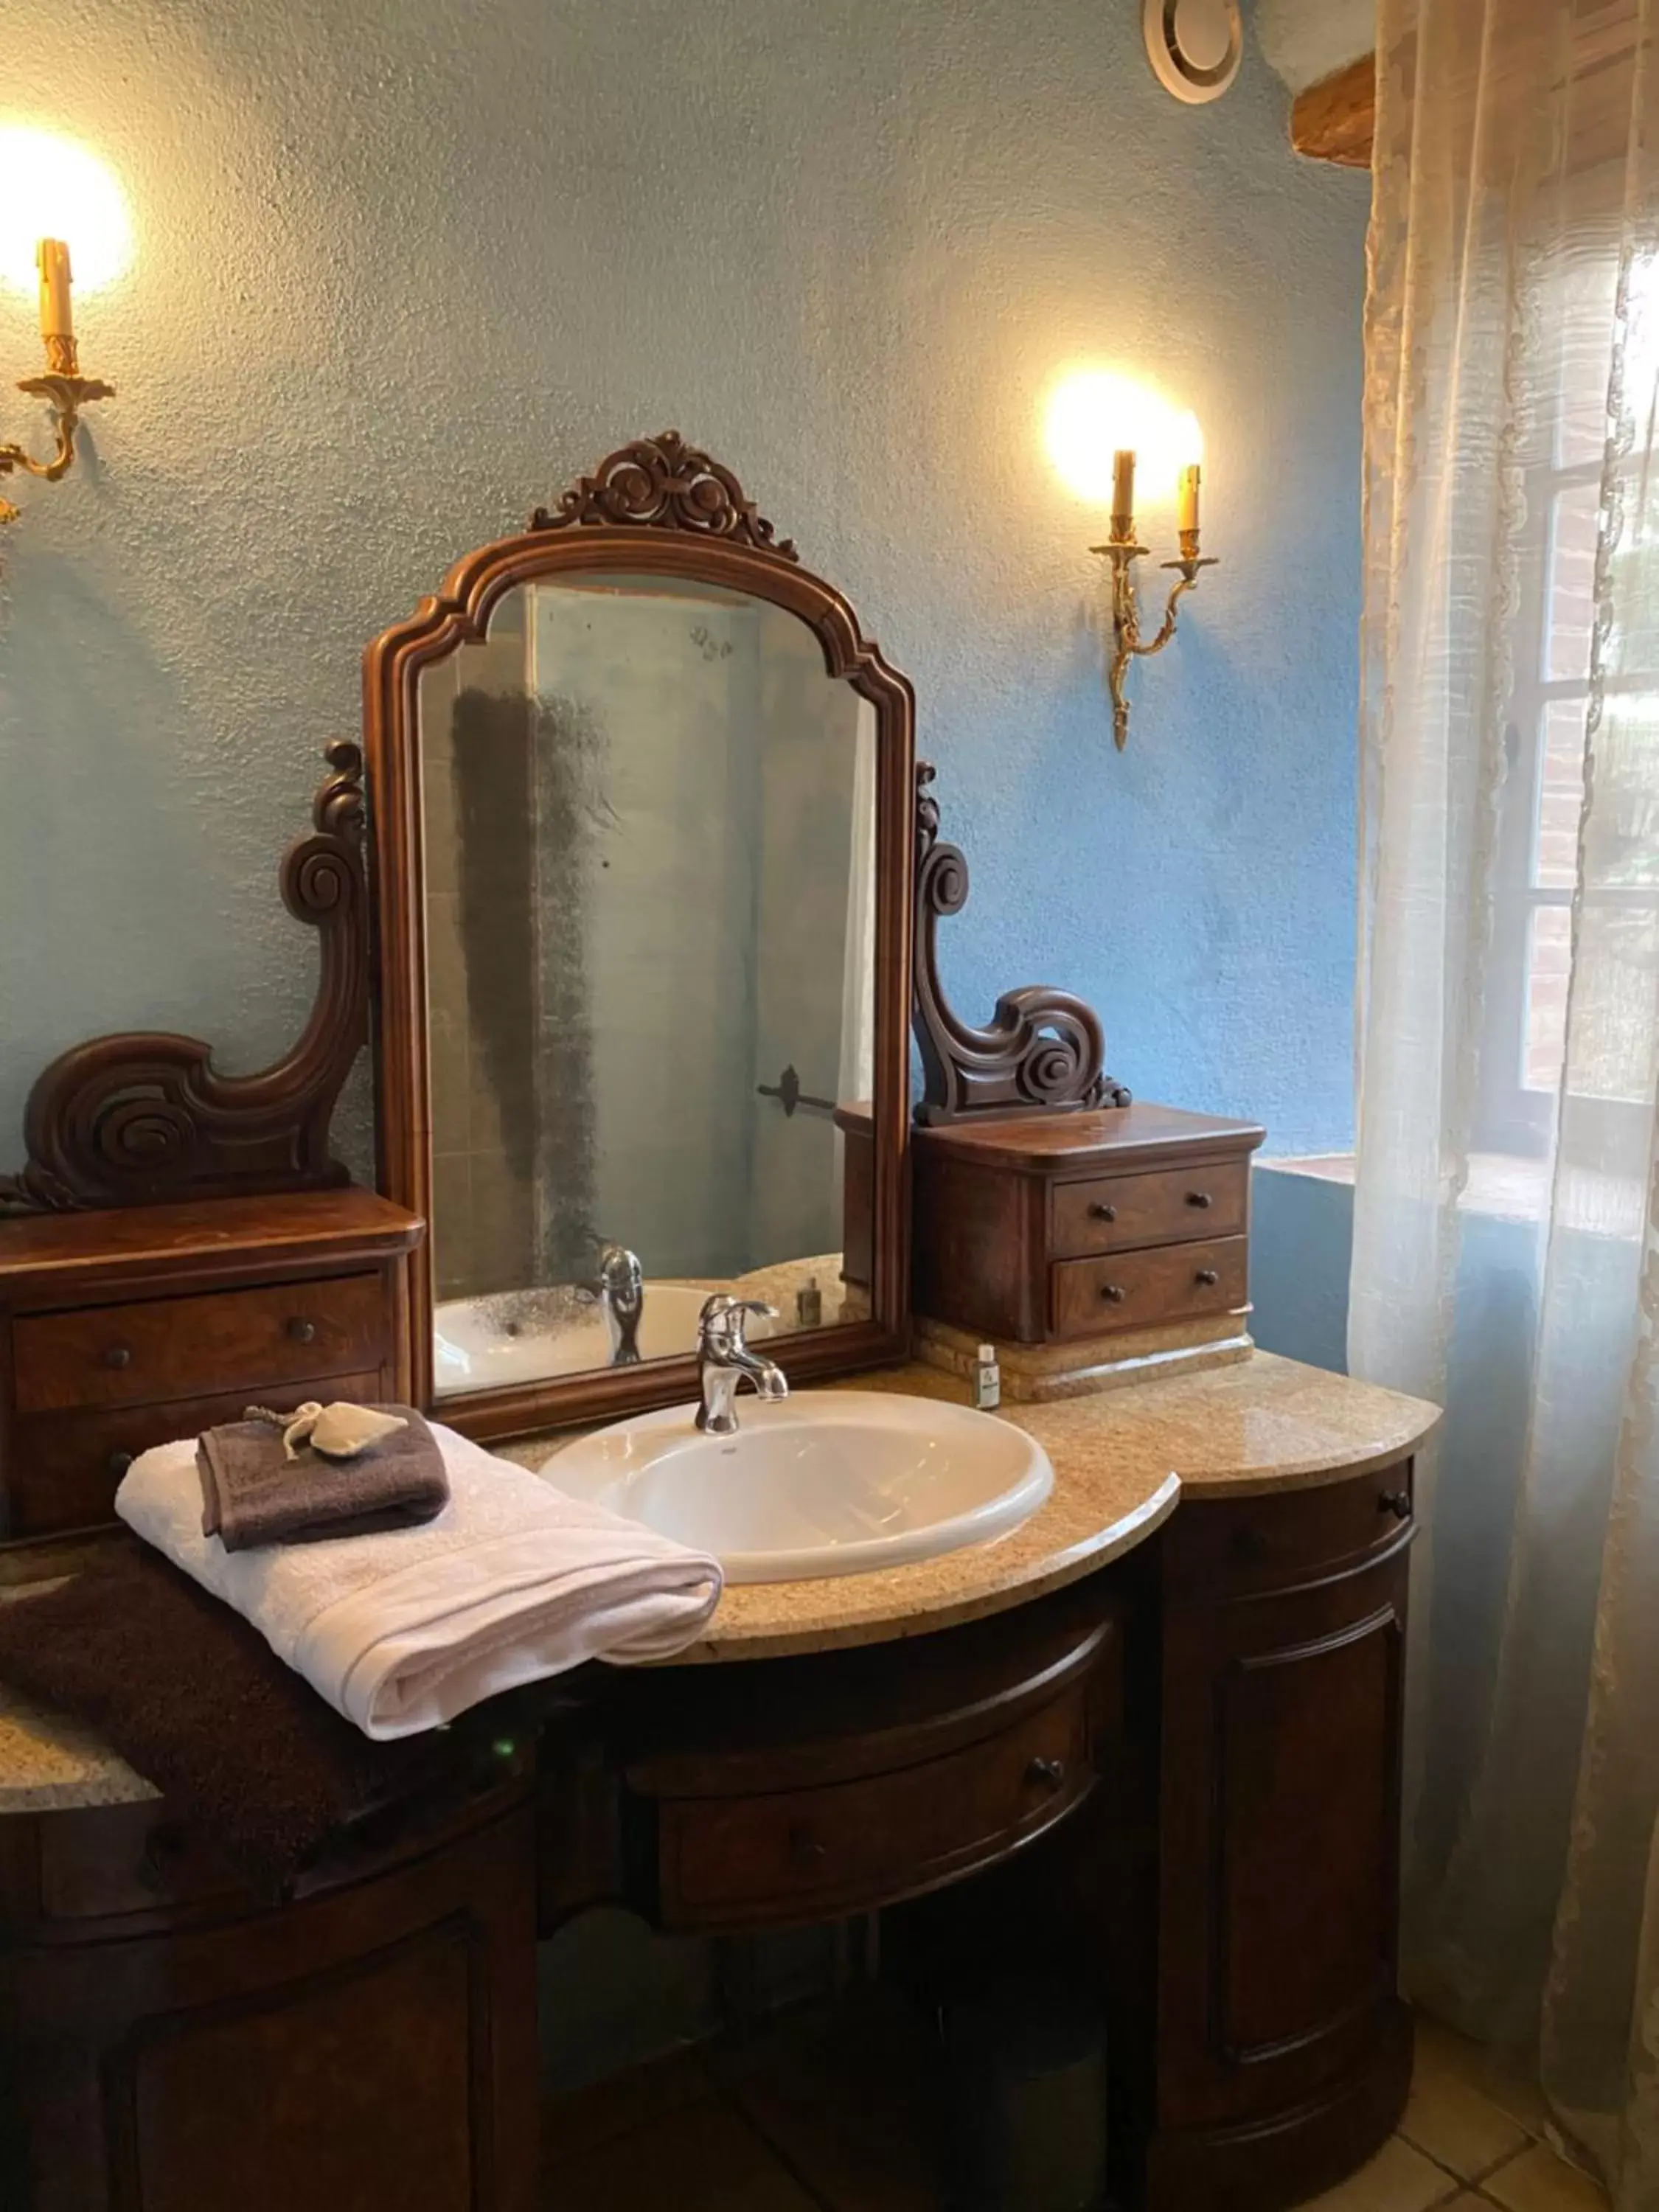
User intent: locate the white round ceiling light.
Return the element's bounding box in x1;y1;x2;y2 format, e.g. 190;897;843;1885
1143;0;1243;105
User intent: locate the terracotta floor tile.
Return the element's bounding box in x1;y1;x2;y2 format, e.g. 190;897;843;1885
1295;2132;1464;2212
544;2097;822;2212
1480;2143;1610;2212
544;2046;718;2171
714;1989;944;2212
1399;2033;1531;2181
1413;2015;1554;2141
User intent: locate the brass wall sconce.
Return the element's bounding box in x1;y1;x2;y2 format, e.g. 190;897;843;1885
1093;450;1217;753
1;239;114;527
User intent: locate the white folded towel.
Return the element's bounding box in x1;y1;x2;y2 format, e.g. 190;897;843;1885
115;1421;723;1739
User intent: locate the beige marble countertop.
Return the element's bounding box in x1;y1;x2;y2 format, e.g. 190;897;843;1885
519;1349;1440;1664
0;1349;1438;1815
0;1581;160;1814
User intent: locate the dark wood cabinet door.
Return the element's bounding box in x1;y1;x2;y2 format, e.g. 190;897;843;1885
1159;1546;1408;2126
1;1802;538;2212
1150;1488;1413;2208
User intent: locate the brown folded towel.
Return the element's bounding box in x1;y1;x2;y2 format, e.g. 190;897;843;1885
196;1404;450;1551
0;1541;456;1896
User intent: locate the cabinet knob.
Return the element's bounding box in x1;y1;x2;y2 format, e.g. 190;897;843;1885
1379;1489;1413;1521
1088;1202;1117;1222
286;1317;318;1345
1186;1190;1213;1209
107;1450;134;1480
1099;1283;1127;1304
1026;1757;1067;1792
1194;1268;1219;1287
102;1344;132;1371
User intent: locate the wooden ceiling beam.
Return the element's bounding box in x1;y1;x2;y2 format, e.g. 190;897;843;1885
1292;10;1649;173
1291;51;1377;168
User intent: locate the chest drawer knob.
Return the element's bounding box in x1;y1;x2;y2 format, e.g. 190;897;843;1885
1186;1189;1213;1208
1194;1267;1219;1287
286;1316;318;1345
102;1345;132;1371
107;1449;135;1480
788;1825;829;1866
1088;1201;1117;1222
1099;1283;1126;1304
1379;1489;1413;1521
1026;1756;1067;1792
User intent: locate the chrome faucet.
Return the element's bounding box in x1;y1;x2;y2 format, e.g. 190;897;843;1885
596;1243;644;1366
695;1294;788;1436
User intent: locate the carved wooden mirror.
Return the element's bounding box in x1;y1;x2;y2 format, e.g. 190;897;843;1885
365;434;915;1437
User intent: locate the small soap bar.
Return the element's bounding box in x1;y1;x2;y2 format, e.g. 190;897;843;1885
268;1400;410;1463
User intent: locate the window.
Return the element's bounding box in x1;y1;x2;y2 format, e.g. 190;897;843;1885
1478;248;1659;1158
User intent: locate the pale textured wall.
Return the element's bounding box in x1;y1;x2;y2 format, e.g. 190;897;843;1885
1255;0;1374;94
0;0;1370;1170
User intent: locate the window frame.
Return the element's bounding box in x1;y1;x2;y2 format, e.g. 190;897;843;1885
1478;447;1659;1159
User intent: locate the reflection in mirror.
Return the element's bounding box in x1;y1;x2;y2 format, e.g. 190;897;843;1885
420;573;877;1397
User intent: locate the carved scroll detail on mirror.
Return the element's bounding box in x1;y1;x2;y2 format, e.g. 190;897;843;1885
0;740;368;1215
528;431;799;560
912;762;1131;1127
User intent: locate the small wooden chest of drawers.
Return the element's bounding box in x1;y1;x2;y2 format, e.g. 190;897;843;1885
911;1102;1265;1349
0;1189;423;1552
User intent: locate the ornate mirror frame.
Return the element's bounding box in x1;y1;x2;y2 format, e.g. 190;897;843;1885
364;434;916;1439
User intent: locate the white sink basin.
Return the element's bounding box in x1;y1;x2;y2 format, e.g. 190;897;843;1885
540;1389;1054;1584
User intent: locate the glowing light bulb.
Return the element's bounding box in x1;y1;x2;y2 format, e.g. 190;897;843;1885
1044;369;1203;507
0;126;133;299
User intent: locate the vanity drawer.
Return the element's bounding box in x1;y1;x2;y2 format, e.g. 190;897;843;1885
652;1685;1092;1931
13;1273;389;1415
34;1799;248;1921
7;1372;386;1537
1164;1460;1416;1599
1051;1160;1250;1260
1050;1236;1248;1340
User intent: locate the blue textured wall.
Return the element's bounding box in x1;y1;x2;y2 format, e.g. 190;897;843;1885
1251;1164;1355;1372
0;0;1368;1166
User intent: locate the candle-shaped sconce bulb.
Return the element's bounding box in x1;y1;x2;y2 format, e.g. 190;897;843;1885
0;147;124;526
37;238;74;345
1110;448;1136;544
1178;462;1200;539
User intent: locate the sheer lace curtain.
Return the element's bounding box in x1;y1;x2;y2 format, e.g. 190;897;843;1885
1353;1;1659;2199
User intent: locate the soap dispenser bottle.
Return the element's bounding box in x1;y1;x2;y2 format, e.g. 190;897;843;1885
973;1343;1001;1411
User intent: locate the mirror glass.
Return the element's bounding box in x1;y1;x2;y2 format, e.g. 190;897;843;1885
419;572;877;1397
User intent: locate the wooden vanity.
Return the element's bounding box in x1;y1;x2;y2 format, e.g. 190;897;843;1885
0;438;1436;2212
0;1352;1434;2212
